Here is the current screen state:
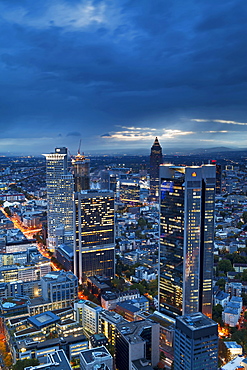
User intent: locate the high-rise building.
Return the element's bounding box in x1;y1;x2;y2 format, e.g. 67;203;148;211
73;190;115;282
43;148;74;248
150;137;163;201
174;312;218;370
159;164;215;318
210;160;222;194
72;153;90;192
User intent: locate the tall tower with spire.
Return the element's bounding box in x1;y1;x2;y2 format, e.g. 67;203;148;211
150;137;163;200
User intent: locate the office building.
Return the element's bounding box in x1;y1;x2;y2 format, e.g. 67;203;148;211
73;190;115;282
80;346;113;370
41;270;78;307
150;137;163;201
211;160;222;194
159;164;215;318
74;300;103;334
174;313;218;370
72;152;90;192
119;180;141;206
43;147;74;249
24;349;72;370
115;320;160;370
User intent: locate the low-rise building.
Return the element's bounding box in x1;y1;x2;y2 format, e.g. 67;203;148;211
224;341;243;359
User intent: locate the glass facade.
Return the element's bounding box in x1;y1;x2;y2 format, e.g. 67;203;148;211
159;165;215;318
150;137;163;200
43;148;74;244
73;190;115;281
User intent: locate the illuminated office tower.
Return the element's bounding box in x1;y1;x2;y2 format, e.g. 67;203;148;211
159;164;215;318
43;147;74;248
150;137;163;201
73;190;115;282
119;180;141;206
72;152;90;192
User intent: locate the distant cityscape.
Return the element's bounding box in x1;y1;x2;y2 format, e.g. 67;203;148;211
0;140;247;370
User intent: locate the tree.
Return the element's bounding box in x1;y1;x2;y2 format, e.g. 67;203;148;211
242;269;247;281
13;359;40;370
218;259;234;273
243;211;247;224
212;304;224;326
138;217;146;229
216;278;226;290
218;339;231;364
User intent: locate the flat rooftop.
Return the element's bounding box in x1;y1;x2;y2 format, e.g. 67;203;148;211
27;311;60;329
80;346;111;364
178;312;217;330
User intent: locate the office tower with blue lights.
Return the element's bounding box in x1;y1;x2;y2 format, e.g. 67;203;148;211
73;190;115;283
43;147;74;249
150;137;163;201
159;164;215;318
174;312;218;370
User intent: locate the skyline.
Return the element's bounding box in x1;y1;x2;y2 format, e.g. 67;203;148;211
0;0;246;154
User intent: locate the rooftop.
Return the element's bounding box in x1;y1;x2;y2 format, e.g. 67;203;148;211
25;349;72;370
80;346;111;364
178;312;218;330
27;311;60;329
224;341;242;349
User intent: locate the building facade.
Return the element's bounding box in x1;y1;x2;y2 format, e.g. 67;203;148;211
150;137;163;201
73;190;115;282
43;147;74;249
174;313;218;370
72;153;90;192
159;164;215;318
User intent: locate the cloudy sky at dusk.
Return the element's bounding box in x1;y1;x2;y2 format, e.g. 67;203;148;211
0;0;246;155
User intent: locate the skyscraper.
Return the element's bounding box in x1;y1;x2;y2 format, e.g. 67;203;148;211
71;152;90;192
159;164;215;318
73;190;115;282
150;137;163;201
43;147;74;249
174;312;218;370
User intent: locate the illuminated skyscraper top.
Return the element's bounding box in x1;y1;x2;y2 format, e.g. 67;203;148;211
150;137;163;200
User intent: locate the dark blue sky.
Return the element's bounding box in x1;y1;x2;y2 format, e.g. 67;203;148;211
0;0;246;154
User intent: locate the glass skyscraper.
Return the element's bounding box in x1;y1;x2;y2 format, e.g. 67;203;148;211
159;164;215;318
150;137;163;201
43;147;74;249
73;190;115;282
71;153;90;192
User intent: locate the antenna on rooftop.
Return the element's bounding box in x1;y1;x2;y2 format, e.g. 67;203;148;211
78;139;82;155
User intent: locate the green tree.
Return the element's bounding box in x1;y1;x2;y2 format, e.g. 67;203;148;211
218;259;234;273
13;359;40;370
138;217;146;229
212;304;224;326
216;278;226;290
242;269;247;281
243;211;247;223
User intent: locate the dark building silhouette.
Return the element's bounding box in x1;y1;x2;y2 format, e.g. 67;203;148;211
210;160;222;194
150;137;163;201
72;153;90;192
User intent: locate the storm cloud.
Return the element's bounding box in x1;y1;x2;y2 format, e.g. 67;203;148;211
0;0;246;154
